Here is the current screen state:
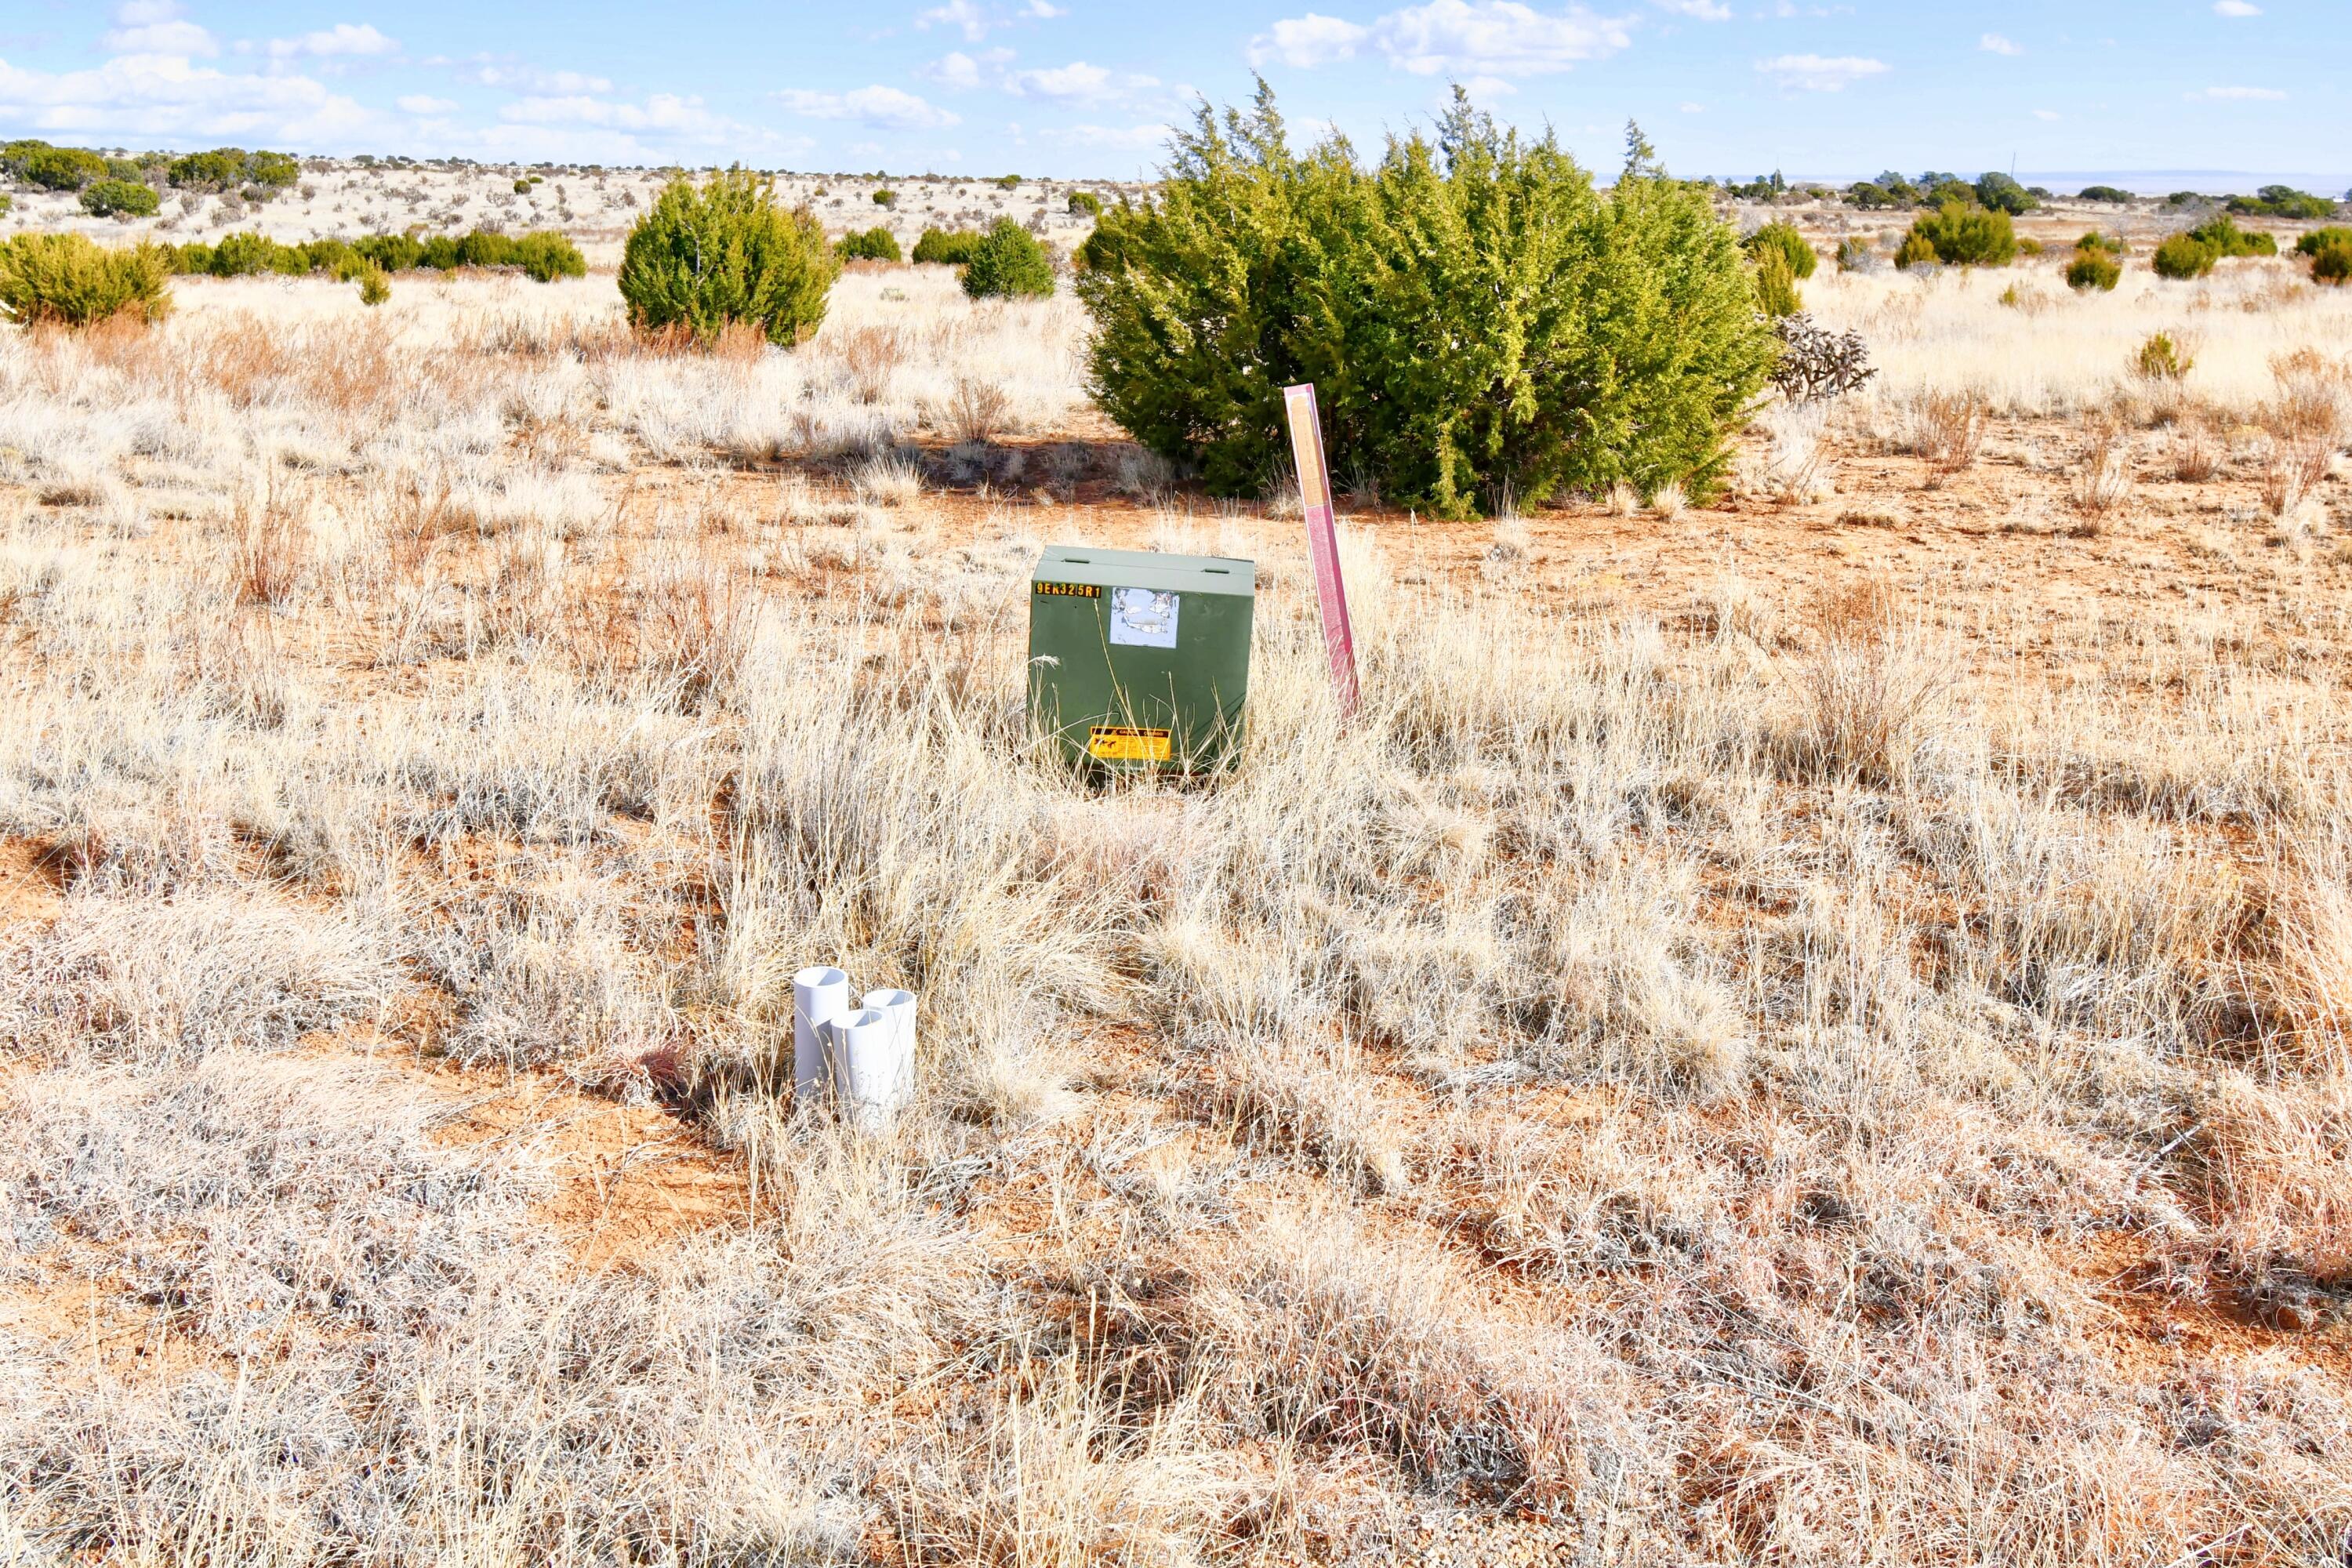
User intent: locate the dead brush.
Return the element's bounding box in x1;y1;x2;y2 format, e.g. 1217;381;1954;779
1909;390;1986;487
1786;578;1958;786
833;325;906;405
942;374;1011;444
636;550;753;705
2067;421;2134;528
2169;418;2220;483
230;485;306;608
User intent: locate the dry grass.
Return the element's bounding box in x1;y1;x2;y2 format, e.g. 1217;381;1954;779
0;256;2349;1566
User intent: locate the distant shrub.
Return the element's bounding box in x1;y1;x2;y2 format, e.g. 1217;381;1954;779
2292;227;2352;256
1066;189;1102;217
961;216;1054;299
513;178;531;194
245;151;299;191
420;234;461;270
1741;220;1817;280
995;173;1021;190
2066;250;2121;292
355;262;390;307
2017;236;2045;256
2227;185;2334;220
1077;93;1775;514
2186;215;2275;256
2312;240;2352;286
1973;172;2038;215
619;169;838;346
1893;230;1938;270
871;188;896;208
0;194;11;214
835;226;903;263
166;148;246;191
22;145;109;191
1900;201;2016;266
1754;247;1802;316
1844;181;1896;210
205;230;307;277
510;230;586;281
1834;235;1878;272
912;226;982;265
2151;234;2216;280
2135;331;2192;381
0;233;173;327
352;233;425;272
80;179;159;219
2078;184;2134;204
1926;178;1977;208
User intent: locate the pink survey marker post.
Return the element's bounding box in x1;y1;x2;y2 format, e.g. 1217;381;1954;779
1282;383;1359;719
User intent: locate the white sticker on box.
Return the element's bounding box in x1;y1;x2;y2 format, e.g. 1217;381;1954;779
1108;586;1179;648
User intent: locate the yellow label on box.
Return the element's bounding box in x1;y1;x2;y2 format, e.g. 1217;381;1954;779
1087;726;1171;762
1035;581;1100;597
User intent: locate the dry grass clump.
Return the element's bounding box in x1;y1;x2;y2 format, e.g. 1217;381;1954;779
2;263;2350;1564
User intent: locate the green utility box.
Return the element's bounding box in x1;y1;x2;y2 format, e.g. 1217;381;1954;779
1028;544;1255;771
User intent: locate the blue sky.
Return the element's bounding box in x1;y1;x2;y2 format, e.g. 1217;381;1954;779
0;1;2343;187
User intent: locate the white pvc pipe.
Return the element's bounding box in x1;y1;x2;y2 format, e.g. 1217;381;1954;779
858;987;917;1121
822;1006;891;1130
792;966;850;1100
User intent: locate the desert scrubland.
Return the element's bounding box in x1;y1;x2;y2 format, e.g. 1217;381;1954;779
0;234;2350;1566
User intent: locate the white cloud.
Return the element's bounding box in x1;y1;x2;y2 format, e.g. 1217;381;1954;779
1254;1;1634;77
1248;13;1370;67
396;93;455;114
771;83;962;129
1755;53;1888;91
1006;60;1159;104
267;23;398;60
1021;0;1069;13
1679;100;1703;111
916;0;989;42
461;62;614;94
2185;84;2284;100
2212;1;2261;16
2032;108;2060;121
1979;32;2021;56
1650;0;1730;18
101;0;218;58
1041;121;1175;150
0;50;375;143
920;47;1014;89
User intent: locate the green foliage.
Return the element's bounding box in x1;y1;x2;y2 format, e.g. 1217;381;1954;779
995;173;1021;189
514;178;532;194
0;233;173;327
2227;184;2334;220
2066;249;2122;292
1973;172;2038;215
420;234;461;270
1899;201;2016;267
911;227;982;265
2186;215;2276;256
961;217;1054;299
618;169;838;347
353;233;424;271
1925;178;1976;208
2311;240;2352;286
1741;220;1817;280
1066;189;1102;217
246;151;299;190
1893;230;1937;270
80;179;159;219
2078;184;2134;204
21;145;110;191
834;226;903;263
1869;170;1921;205
871;188;896;207
167;148;247;191
2135;331;2192;381
356;262;390;307
2292;227;2352;256
510;230;587;281
1834;235;1875;272
1075;90;1773;516
2151;234;2217;280
1753;248;1800;316
167;227;582;283
1844;181;1896;210
0;194;10;215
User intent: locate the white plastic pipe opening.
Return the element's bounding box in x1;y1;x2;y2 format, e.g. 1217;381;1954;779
792;966;850;1099
822;1007;890;1130
856;987;916;1122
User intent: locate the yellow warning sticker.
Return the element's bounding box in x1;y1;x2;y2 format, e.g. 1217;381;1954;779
1035;581;1101;597
1087;726;1171;762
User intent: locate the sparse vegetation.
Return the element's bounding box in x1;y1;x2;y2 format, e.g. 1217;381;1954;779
619;169;839;347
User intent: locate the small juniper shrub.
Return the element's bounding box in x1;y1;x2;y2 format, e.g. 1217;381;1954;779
1742;221;1817;281
2067;245;2122;292
1754;248;1802;318
835;227;903;263
1898;200;2016;267
619;169;839;347
912;227;982;266
961;218;1054;300
2136;332;2194;382
0;233;174;328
